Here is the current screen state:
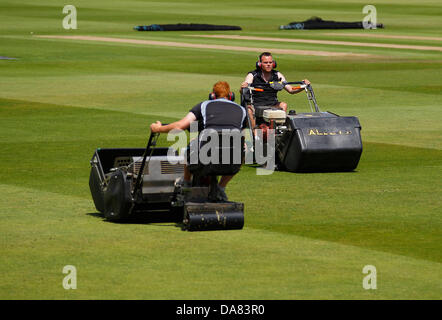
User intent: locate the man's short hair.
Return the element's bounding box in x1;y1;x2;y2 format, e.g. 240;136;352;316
259;52;272;62
213;81;230;98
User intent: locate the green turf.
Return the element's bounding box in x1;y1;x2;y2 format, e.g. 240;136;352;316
0;0;441;299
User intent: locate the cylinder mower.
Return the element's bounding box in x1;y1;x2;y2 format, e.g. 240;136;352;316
241;81;363;172
89;130;244;231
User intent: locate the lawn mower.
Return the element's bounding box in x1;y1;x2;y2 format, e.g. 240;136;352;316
89;128;244;231
240;81;363;172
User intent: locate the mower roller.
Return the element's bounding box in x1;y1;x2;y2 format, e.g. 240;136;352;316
241;81;363;172
89;129;244;231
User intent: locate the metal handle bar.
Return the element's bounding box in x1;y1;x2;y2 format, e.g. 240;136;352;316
132;121;170;199
284;81;305;85
132;131;160;198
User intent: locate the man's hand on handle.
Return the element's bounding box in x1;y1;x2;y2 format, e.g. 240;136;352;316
150;121;162;133
240;81;250;89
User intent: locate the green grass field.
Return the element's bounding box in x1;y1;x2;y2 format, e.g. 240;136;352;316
0;0;441;299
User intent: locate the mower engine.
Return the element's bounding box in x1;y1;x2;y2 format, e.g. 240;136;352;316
125;155;184;199
263;109;286;125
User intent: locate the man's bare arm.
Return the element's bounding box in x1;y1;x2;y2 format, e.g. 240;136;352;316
150;112;197;133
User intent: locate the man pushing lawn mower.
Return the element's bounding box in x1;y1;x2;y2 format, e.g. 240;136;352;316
89;81;247;231
150;81;247;202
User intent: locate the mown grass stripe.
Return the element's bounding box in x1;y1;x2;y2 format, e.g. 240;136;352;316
190;34;442;52
34;35;376;58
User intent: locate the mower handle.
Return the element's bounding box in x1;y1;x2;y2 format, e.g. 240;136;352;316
132;127;164;198
284;81;305;85
242;81;319;113
269;81;321;112
283;81;308;91
246;81;308;91
245;86;264;92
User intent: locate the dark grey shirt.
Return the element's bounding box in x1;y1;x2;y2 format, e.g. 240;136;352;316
190;99;247;131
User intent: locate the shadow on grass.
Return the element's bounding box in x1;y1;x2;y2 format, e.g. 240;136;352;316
245;163;361;174
86;211;184;229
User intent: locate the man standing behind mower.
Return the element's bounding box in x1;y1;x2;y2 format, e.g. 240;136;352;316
240;52;310;130
150;81;247;201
